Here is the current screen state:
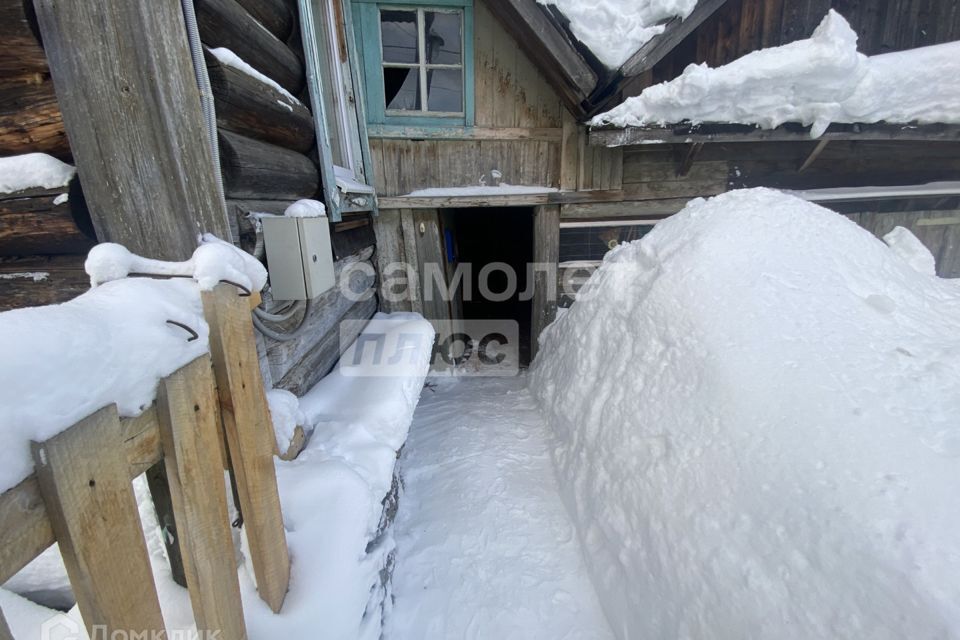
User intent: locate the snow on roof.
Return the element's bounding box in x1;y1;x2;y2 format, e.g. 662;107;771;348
538;0;697;68
531;187;960;637
592;10;960;137
0;153;74;194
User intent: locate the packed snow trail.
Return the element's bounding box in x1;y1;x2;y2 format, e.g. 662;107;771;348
387;377;614;640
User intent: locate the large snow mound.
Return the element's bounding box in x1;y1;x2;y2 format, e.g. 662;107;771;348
531;188;960;638
539;0;697;69
593;10;960;137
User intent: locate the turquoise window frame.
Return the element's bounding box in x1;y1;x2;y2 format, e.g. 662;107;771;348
352;0;474;128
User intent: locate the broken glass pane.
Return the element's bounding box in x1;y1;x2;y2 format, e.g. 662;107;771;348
385;67;421;111
425;11;461;65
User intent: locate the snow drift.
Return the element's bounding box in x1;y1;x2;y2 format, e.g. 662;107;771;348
593;10;960;137
531;188;960;638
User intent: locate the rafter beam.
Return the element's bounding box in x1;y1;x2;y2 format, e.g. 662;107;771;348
620;0;730;77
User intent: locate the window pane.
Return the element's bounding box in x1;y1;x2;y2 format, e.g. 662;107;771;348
380;10;418;63
426;68;462;112
384;67;421;111
425;12;461;64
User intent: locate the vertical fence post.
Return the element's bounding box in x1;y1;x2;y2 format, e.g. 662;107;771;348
202;284;290;613
31;405;166;637
157;356;248;639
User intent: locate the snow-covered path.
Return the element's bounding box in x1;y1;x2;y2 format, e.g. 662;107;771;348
387;377;614;639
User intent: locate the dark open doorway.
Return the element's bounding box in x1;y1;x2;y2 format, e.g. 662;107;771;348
441;207;534;366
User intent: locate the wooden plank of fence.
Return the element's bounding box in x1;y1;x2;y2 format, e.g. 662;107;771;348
31;405;165;637
157;356;247;639
203;283;290;613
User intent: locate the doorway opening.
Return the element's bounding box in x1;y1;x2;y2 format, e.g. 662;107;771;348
441;207;534;366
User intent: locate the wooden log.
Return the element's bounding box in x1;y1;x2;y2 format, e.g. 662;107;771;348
33;0;232;260
235;0;293;40
0;185;95;256
219;130;319;200
196;0;304;95
206;49;314;153
31;405;166;637
202;284;290;613
0;74;70;159
277;294;378;395
0;254;89;312
264;249;376;383
157;357;247;639
531;205;559;359
0;0;47;76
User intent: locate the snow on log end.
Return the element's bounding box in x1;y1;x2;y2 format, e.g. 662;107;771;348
0;153;75;194
592;10;960;135
531;187;960;638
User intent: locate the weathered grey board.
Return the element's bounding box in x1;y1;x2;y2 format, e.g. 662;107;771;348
854;209;960;278
195;0;304;94
371;209;413;314
531;205;559;359
34;0;232;261
218;130;319;200
206;49;314;153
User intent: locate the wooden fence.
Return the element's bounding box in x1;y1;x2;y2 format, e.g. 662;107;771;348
0;283;289;640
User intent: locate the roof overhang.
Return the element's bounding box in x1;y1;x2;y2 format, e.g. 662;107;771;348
589;122;960;147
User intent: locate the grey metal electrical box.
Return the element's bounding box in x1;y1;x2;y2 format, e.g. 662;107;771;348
261;217;335;301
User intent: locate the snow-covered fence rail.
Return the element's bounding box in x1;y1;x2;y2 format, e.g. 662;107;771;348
0;283;289;638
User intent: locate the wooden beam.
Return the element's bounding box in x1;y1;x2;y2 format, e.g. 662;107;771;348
619;0;730;77
367;125;563;142
531;205;559;359
157;357;247;639
485;0;596;116
0;0;47;76
560;198;691;219
0;73;70;159
32;405;166;637
0;184;95;256
676;142;705;177
33;0;232;261
590;122;960;148
0;408;161;585
798;138;830;173
202;284;290;613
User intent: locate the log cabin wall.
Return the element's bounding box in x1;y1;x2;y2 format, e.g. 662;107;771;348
0;0;378;392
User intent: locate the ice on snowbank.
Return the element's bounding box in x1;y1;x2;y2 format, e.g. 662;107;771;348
531;188;960;638
0;153;75;194
86;234;267;292
538;0;697;68
593;11;960;137
0;278;208;492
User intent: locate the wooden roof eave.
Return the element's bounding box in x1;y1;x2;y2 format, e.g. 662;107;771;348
485;0;598;118
589;122;960;147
